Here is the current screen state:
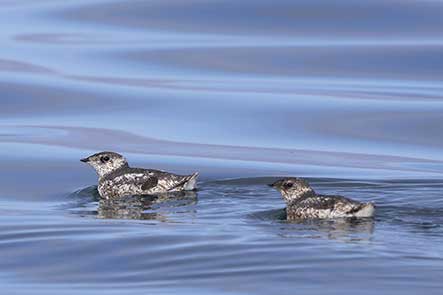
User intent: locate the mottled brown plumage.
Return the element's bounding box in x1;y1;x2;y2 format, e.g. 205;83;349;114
81;151;198;199
269;178;375;220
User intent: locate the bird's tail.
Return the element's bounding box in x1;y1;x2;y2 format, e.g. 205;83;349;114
183;172;199;190
354;202;375;218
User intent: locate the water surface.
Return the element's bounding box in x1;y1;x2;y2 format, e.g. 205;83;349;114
1;1;443;294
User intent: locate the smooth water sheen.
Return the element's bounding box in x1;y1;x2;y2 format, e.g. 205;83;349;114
1;1;443;294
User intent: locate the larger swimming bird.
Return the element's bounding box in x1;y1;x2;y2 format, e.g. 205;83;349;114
80;151;198;199
269;177;375;220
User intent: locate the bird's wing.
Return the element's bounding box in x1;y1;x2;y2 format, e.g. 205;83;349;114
141;177;159;190
165;175;194;191
146;170;194;191
297;195;362;213
114;172;159;191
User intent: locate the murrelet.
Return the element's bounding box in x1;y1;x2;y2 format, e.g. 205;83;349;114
269;177;375;220
81;151;198;199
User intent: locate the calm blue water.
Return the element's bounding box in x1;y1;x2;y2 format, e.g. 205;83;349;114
1;1;443;294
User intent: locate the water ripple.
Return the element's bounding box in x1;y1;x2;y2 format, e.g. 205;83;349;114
1;0;443;294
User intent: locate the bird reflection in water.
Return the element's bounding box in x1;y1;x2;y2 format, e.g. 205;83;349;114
97;191;198;220
279;216;375;242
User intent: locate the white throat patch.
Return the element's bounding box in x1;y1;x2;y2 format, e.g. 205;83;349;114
90;157;128;178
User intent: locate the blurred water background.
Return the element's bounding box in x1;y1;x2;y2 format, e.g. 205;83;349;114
1;1;443;294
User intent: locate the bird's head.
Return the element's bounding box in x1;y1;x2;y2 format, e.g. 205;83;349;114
80;151;129;177
268;177;315;203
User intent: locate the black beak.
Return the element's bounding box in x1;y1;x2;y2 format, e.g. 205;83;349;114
80;158;89;163
268;180;282;188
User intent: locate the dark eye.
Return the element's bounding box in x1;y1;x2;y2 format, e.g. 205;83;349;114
285;182;293;188
100;156;110;163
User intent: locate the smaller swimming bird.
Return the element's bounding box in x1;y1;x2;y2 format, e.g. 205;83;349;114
269;177;375;220
80;151;198;199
